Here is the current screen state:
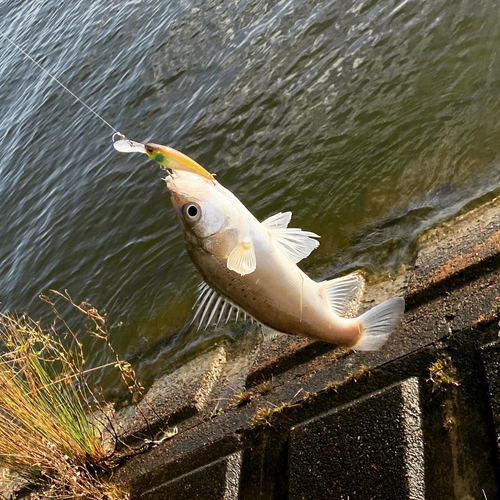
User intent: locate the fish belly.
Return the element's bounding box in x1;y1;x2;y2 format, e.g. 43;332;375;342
186;243;359;346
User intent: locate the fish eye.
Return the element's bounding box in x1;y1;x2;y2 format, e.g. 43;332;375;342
183;203;201;222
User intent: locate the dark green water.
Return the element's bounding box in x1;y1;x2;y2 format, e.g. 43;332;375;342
1;0;500;399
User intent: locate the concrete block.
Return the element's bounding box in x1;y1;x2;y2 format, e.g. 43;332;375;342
407;196;500;303
480;340;500;452
116;346;226;443
141;451;242;500
289;377;424;500
246;333;333;388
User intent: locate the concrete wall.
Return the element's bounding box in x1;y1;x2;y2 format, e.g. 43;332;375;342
111;197;500;499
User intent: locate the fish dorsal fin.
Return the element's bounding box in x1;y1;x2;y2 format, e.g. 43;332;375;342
321;272;365;317
227;238;256;275
263;212;320;264
262;211;292;229
192;282;257;329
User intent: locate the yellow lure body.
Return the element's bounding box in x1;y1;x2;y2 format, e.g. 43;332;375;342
145;143;215;181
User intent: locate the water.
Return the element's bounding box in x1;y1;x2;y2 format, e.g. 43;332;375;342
1;0;500;400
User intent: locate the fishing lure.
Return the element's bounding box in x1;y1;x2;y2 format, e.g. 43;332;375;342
112;134;215;180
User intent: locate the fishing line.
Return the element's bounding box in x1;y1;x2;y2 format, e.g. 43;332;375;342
0;30;125;139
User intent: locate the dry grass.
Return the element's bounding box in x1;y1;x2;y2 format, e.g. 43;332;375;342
324;365;373;394
0;291;135;499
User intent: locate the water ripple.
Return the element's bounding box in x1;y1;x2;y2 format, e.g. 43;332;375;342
1;0;500;398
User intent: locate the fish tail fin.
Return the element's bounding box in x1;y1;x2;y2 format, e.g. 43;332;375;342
321;271;365;317
353;297;405;351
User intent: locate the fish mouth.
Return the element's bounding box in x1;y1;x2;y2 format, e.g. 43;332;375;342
165;171;213;200
169;189;190;209
166;176;186;207
164;172;176;191
165;174;202;210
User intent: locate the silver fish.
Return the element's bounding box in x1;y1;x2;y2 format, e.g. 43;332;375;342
165;170;404;350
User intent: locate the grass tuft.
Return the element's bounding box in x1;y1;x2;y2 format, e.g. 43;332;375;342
235;390;252;407
0;292;133;499
324;365;373;393
427;359;460;392
325;380;341;392
347;365;372;381
331;347;352;362
251;402;289;428
258;381;272;396
251;407;275;428
302;391;317;404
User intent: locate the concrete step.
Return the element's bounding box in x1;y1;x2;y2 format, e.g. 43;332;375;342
289;378;424;500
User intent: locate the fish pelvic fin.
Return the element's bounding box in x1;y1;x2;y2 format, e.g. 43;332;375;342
353;297;405;351
321;272;365;317
227;238;256;275
263;212;320;264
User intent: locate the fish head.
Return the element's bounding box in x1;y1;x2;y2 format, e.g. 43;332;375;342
166;171;240;248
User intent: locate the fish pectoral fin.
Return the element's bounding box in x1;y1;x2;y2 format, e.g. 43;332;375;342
265;217;320;263
261;211;292;229
227;238;256;275
321;272;365;317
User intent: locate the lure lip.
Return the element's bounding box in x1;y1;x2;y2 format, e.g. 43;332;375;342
144;143;215;181
113;138;146;154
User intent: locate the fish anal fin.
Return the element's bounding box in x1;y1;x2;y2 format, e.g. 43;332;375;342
321;271;365;317
192;282;257;329
260;324;284;341
227;239;256;275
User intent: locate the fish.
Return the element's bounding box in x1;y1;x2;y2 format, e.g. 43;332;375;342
148;144;405;350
